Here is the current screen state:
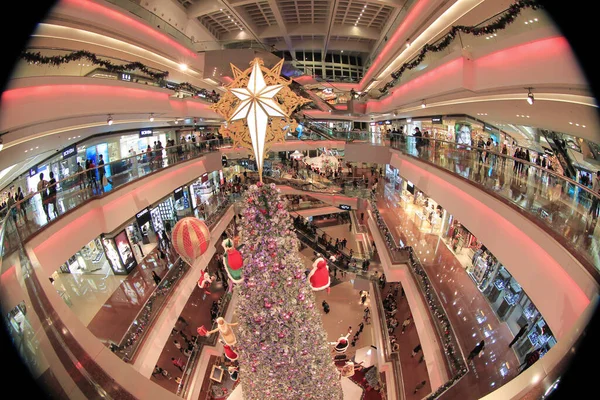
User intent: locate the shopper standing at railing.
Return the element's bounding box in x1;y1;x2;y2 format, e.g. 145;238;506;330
47;172;59;218
16;187;27;222
37;172;50;220
589;171;600;220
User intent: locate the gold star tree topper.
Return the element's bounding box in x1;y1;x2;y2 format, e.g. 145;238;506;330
211;58;310;181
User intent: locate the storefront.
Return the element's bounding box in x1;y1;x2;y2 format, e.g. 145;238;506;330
482;265;556;360
396;180;446;235
119;129;169;158
189;171;221;210
101;229;138;275
152;195;177;233
58;237;114;276
173;186;193;218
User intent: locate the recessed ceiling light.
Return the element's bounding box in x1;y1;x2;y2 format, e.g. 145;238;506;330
582;125;586;128
576;123;579;126
569;122;573;124
525;21;528;25
534;18;538;21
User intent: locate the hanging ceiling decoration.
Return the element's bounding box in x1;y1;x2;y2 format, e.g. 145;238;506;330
211;58;310;180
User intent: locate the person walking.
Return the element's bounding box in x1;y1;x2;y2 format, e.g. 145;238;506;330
588;171;600;219
171;357;184;371
173;339;182;352
467;340;485;361
322;300;330;314
411;344;422;357
413;380;426;394
37;173;50;220
360;290;367;305
357;322;364;334
97;154;112;189
16;187;26;221
401;317;412;334
509;324;529;348
47;171;59;218
152;271;162;286
518;348;540;374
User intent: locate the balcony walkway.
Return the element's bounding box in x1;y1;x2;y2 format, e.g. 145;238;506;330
375;183;520;398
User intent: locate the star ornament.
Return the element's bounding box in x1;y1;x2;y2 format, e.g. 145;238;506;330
229;61;285;175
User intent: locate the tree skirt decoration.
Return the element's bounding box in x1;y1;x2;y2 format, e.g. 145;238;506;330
172;217;211;266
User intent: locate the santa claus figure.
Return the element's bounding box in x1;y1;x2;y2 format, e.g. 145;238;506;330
222;238;244;284
220;339;239;361
198;271;216;294
330;333;351;353
308;256;331;292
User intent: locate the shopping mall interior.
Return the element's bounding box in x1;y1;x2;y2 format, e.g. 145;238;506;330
0;0;598;399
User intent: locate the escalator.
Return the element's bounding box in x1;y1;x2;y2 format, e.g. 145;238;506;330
292;113;336;141
542;130;577;179
289;81;336;113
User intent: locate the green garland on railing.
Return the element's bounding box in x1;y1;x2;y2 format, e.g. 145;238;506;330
20;50;170;80
380;0;543;94
369;194;468;399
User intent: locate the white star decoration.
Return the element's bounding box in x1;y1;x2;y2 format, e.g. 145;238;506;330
229;60;285;174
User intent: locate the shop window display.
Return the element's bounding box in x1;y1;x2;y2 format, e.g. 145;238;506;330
58;238;113;275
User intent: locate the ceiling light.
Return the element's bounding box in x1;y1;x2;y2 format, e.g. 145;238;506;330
0;137;3;152
341;50;344;53
526;88;534;105
406;39;410;48
175;119;179;124
534;18;538;21
582;125;586;128
576;123;579;126
150;113;155;122
421;100;426;108
525;21;528;25
179;63;188;71
107;114;113;125
407;118;412;123
569;122;573;125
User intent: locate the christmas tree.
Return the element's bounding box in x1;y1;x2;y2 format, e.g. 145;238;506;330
234;182;343;399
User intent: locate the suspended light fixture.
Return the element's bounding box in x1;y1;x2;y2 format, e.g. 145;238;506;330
107;114;113;125
421;100;426;108
406;39;410;48
179;63;188;72
0;136;3;152
526;88;534;105
149;113;155;122
174;119;179;124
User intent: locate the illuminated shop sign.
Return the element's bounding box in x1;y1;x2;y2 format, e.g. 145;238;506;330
139;129;153;138
338;204;351;211
120;73;132;81
431;116;443;124
62;144;77;159
173;186;184;201
135;208;151;227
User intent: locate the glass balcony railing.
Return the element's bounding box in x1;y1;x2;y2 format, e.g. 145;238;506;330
0;139;223;257
13;47;221;102
389;135;600;276
112;196;234;363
